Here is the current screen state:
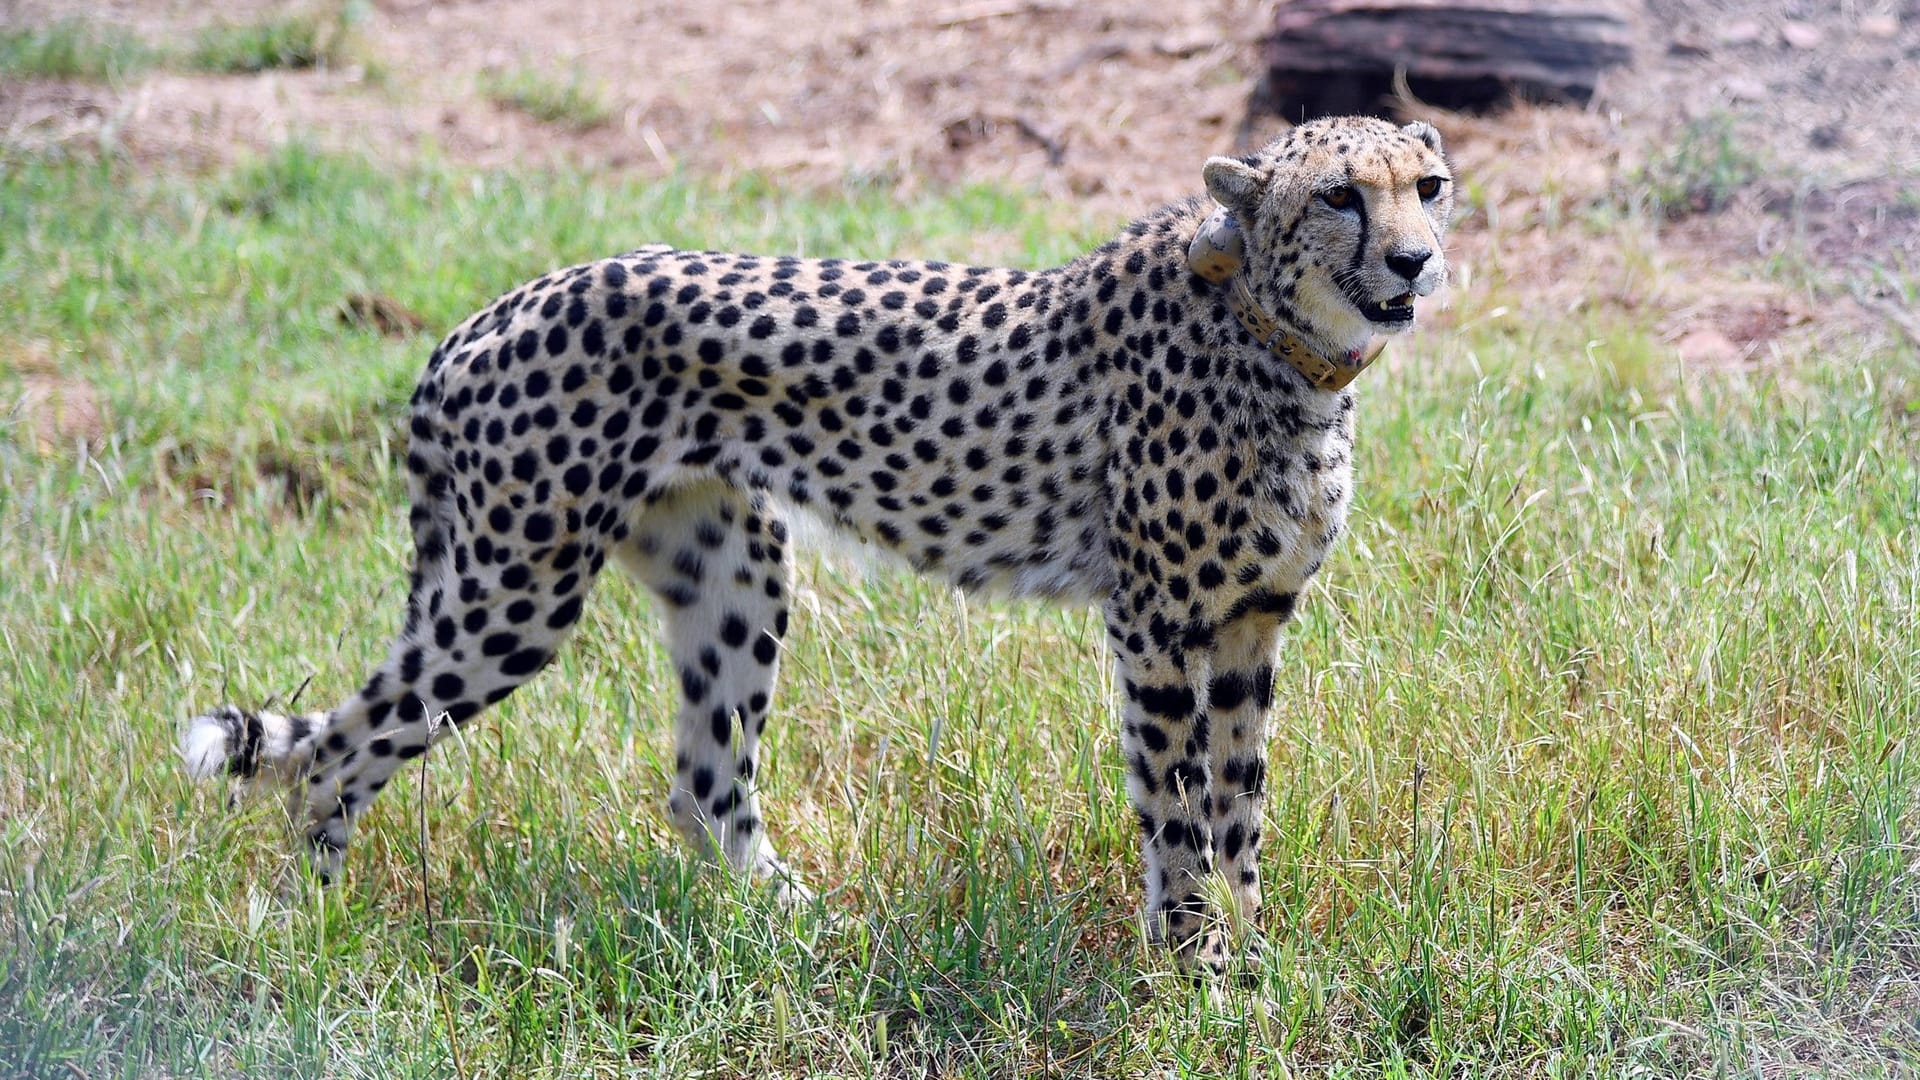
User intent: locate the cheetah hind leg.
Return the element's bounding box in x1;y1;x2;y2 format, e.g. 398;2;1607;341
616;482;808;906
180;449;604;886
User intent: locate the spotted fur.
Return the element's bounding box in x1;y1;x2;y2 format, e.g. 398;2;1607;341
180;115;1454;974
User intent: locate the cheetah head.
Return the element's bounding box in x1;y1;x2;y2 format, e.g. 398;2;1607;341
1202;116;1453;362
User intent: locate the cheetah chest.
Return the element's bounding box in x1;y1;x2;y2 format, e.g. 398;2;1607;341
1247;423;1356;591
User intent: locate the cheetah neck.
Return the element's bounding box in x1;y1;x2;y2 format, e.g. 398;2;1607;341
1225;276;1386;392
1185;206;1384;391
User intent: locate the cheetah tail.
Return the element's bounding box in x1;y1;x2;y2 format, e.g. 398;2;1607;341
179;704;324;784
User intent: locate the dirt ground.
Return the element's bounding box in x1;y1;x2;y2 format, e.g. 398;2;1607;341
4;0;1919;359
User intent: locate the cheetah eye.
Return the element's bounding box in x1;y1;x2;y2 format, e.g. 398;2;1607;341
1416;176;1445;201
1320;185;1358;211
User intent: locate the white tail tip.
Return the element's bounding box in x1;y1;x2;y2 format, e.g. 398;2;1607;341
179;712;235;779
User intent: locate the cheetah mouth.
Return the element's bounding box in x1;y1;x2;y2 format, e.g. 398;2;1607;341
1359;292;1417;326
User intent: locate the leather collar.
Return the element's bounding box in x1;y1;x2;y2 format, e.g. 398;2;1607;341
1227;276;1386;392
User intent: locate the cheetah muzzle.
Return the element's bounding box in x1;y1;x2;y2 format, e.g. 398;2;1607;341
179;115;1454;978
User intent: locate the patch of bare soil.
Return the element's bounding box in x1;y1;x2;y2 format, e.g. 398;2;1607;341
2;0;1915;357
1630;0;1919;184
1609;0;1920;356
1760;178;1920;268
1;0;1284;209
3;339;105;451
1625;3;1919;259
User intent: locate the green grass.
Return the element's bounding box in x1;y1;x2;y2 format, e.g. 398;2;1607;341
185;7;355;76
2;145;1918;1077
0;18;159;80
1630;113;1767;220
479;67;614;131
0;9;355;82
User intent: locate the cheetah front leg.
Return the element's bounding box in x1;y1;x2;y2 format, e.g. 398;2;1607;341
1108;614;1230;977
1203;612;1286;935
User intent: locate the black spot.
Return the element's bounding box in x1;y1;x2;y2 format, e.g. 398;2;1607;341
431;672;466;701
681;668;709;704
1132;681;1196;719
1206;670;1247;711
547;594;583;630
501;648;549;676
1222;824;1246;861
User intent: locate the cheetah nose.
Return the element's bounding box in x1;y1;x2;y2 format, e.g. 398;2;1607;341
1385;248;1431;282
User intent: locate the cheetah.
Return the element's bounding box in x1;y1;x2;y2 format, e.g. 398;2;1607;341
180;115;1454;975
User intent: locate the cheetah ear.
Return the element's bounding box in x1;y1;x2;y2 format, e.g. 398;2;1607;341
1402;121;1444;156
1202;155;1269;214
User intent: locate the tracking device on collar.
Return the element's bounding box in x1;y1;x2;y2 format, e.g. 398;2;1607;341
1185;205;1244;284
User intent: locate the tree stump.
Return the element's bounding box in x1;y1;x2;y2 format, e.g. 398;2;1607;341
1255;0;1635;119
